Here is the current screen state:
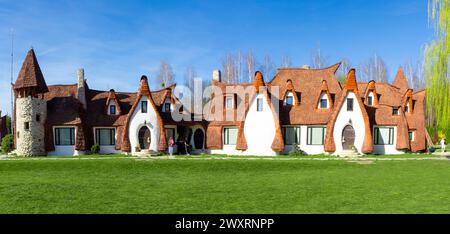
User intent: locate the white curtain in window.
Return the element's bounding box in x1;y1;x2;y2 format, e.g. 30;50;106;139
226;128;238;145
378;128;390;145
311;127;324;145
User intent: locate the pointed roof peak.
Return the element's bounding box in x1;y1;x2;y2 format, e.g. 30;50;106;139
138;75;151;96
254;71;265;90
344;69;358;91
392;66;409;91
14;48;48;93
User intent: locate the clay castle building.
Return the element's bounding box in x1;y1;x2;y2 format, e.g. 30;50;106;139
11;48;427;156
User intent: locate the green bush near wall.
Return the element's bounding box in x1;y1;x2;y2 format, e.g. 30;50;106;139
1;134;14;154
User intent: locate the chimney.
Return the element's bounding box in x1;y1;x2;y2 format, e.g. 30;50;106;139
213;69;221;82
302;65;310;69
77;68;87;109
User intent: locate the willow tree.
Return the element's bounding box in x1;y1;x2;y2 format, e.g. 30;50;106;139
425;0;450;139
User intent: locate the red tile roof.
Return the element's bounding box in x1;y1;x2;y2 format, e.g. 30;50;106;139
14;49;49;93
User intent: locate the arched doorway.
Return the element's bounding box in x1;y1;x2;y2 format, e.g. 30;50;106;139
342;125;355;150
138;126;151;150
193;129;204;149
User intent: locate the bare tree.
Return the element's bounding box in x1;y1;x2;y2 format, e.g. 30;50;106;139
222;53;236;84
358;54;388;83
156;61;175;87
311;45;329;69
336;58;352;82
259;55;275;80
184;65;197;91
281;54;292;68
404;60;426;90
245;50;256;83
235;50;244;84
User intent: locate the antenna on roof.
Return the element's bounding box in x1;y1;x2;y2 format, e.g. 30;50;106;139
9;28;14;134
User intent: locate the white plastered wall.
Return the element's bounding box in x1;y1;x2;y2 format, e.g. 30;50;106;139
128;96;160;154
332;91;366;155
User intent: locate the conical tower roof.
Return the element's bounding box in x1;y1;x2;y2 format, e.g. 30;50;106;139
14;48;48;93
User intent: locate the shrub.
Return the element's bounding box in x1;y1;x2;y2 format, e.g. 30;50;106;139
289;143;306;156
1;134;14;154
91;144;100;154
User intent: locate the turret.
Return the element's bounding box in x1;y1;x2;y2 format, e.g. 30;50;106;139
13;48;48;156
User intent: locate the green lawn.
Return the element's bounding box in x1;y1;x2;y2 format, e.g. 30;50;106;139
1;157;450;213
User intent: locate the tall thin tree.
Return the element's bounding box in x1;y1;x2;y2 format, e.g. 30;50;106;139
156;61;175;88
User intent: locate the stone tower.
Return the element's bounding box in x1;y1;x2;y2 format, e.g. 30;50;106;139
13;49;49;156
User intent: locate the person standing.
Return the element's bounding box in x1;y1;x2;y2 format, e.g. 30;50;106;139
441;138;447;153
168;136;174;156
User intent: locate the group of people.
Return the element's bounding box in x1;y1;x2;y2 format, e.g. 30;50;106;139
167;136;190;156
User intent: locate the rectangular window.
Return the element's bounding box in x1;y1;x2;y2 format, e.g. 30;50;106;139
109;105;116;115
55;127;75;146
166;128;175;142
36;114;41;122
392;108;399;115
95;128;115;145
373;127;394;145
367;96;373;106
320;99;327;108
257;98;263;112
282;127;300;145
225;96;233;109
141;101;148;113
223;127;238;145
405;105;409;113
307;126;326;145
285;96;293;106
409;131;414;141
164;103;171;112
24;122;30;130
347;98;354;111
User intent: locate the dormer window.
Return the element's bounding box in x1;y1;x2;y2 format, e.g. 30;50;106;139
109;105;116;115
225;96;234;109
284;92;294;106
320;99;328;108
405;98;411;113
163;98;172;113
393;107;399;115
367;96;373;106
163;102;171;112
318;92;329;109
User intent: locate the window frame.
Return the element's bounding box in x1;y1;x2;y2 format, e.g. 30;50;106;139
367;96;373;106
282;126;300;145
225;96;234;110
165;128;175;142
223;127;238;145
409;131;415;141
54;127;75;146
319;99;328;109
109;105;116;115
347;98;354;111
95;128;116;146
307;126;326;145
392;107;399;116
257;98;263;112
285;96;293;106
163;102;171;112
373;126;394;145
141;101;148;113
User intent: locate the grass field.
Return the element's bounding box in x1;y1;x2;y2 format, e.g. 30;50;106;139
1;157;450;213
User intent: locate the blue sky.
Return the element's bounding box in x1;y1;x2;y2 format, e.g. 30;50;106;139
0;0;434;115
